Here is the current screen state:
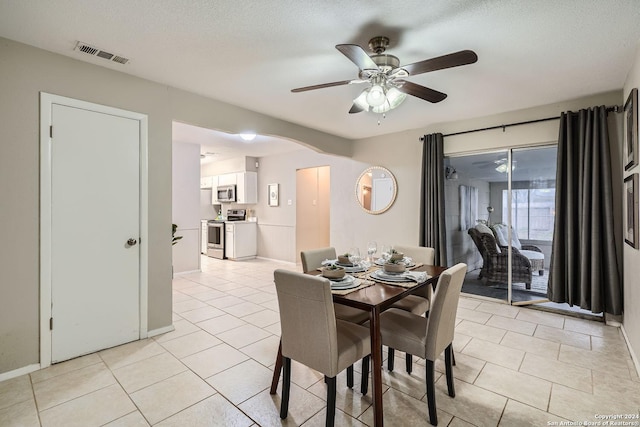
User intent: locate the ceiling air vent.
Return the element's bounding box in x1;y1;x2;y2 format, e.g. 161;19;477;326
74;41;129;65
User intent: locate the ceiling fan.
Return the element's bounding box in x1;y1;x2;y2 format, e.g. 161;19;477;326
291;36;477;114
472;158;516;173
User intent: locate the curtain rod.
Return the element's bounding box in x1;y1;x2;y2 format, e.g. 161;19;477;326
419;105;621;140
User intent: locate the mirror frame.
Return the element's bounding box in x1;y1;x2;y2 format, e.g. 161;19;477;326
355;166;398;214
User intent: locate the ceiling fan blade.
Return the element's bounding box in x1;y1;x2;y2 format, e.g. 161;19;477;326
397;80;447;103
335;44;379;70
291;80;354;93
349;103;365;114
402;50;478;76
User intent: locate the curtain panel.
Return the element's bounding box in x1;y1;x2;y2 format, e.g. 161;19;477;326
548;106;622;315
419;133;448;266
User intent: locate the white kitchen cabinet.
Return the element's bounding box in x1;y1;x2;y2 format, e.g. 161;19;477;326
225;222;257;260
200;176;214;189
200;220;208;254
236;171;257;204
218;173;237;186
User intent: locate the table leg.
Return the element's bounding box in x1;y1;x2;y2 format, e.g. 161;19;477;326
369;306;383;427
270;339;283;394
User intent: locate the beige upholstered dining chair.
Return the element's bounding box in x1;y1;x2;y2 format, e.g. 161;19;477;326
300;247;369;325
375;263;467;426
274;269;371;427
389;245;435;314
387;245;435;372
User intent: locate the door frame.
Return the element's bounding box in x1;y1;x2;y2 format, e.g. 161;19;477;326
39;93;149;368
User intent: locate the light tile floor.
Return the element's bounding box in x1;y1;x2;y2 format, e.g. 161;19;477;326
1;256;639;426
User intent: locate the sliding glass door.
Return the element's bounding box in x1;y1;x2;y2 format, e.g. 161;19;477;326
444;145;557;305
507;146;556;304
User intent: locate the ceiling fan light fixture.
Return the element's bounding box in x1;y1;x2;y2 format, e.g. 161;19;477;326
386;86;407;109
371;99;391;114
495;161;516;173
353;90;371;111
366;84;386;107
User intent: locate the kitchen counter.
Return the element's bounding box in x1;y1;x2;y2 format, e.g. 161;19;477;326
225;221;257;260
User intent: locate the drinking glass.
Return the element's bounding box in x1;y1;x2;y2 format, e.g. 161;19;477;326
367;241;377;262
348;247;361;266
380;244;390;262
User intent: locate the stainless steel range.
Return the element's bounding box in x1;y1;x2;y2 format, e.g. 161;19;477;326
206;220;225;259
206;210;246;259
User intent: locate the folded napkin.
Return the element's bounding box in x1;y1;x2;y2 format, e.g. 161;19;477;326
405;271;428;283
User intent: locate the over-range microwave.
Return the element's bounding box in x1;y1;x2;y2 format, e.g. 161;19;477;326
216;184;236;202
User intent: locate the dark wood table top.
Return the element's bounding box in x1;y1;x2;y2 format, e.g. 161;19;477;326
313;264;446;311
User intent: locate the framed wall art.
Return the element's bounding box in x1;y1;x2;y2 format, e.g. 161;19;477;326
624;88;638;171
624;173;639;249
268;183;279;207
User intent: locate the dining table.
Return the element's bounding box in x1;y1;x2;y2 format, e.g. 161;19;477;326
269;262;446;427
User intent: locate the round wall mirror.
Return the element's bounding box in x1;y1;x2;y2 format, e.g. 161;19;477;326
355;166;397;214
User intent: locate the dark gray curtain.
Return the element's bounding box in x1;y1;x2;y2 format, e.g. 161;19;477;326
419;133;448;266
548;106;622;315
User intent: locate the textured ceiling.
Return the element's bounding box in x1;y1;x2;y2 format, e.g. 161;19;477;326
172;121;305;163
1;0;640;142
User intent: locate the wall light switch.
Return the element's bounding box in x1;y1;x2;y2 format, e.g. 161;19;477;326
287;199;292;205
312;199;317;206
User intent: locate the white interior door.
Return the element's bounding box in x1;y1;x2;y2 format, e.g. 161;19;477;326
372;178;393;212
50;103;141;363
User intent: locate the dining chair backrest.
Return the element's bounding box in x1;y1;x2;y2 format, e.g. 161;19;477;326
274;269;340;377
393;245;435;300
392;245;435;265
300;247;337;273
424;263;467;361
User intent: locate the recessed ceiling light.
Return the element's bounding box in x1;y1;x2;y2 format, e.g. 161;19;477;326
239;133;256;141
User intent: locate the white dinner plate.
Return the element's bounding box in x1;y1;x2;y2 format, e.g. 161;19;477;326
371;270;412;282
335;261;354;267
331;281;360;290
330;275;359;289
332;262;367;273
374;258;415;267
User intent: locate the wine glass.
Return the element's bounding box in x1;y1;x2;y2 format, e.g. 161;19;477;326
348;247;361;266
367;241;377;262
380;244;390;262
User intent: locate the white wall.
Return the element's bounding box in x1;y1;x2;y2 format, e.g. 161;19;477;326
0;37;350;375
254;149;368;262
172;142;201;273
623;43;640;374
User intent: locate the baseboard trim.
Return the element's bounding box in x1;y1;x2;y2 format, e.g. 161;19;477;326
255;256;296;266
0;363;41;383
173;269;201;277
620;324;640;379
147;324;175;338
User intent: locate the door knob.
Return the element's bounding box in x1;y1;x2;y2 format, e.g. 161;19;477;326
127;238;137;246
